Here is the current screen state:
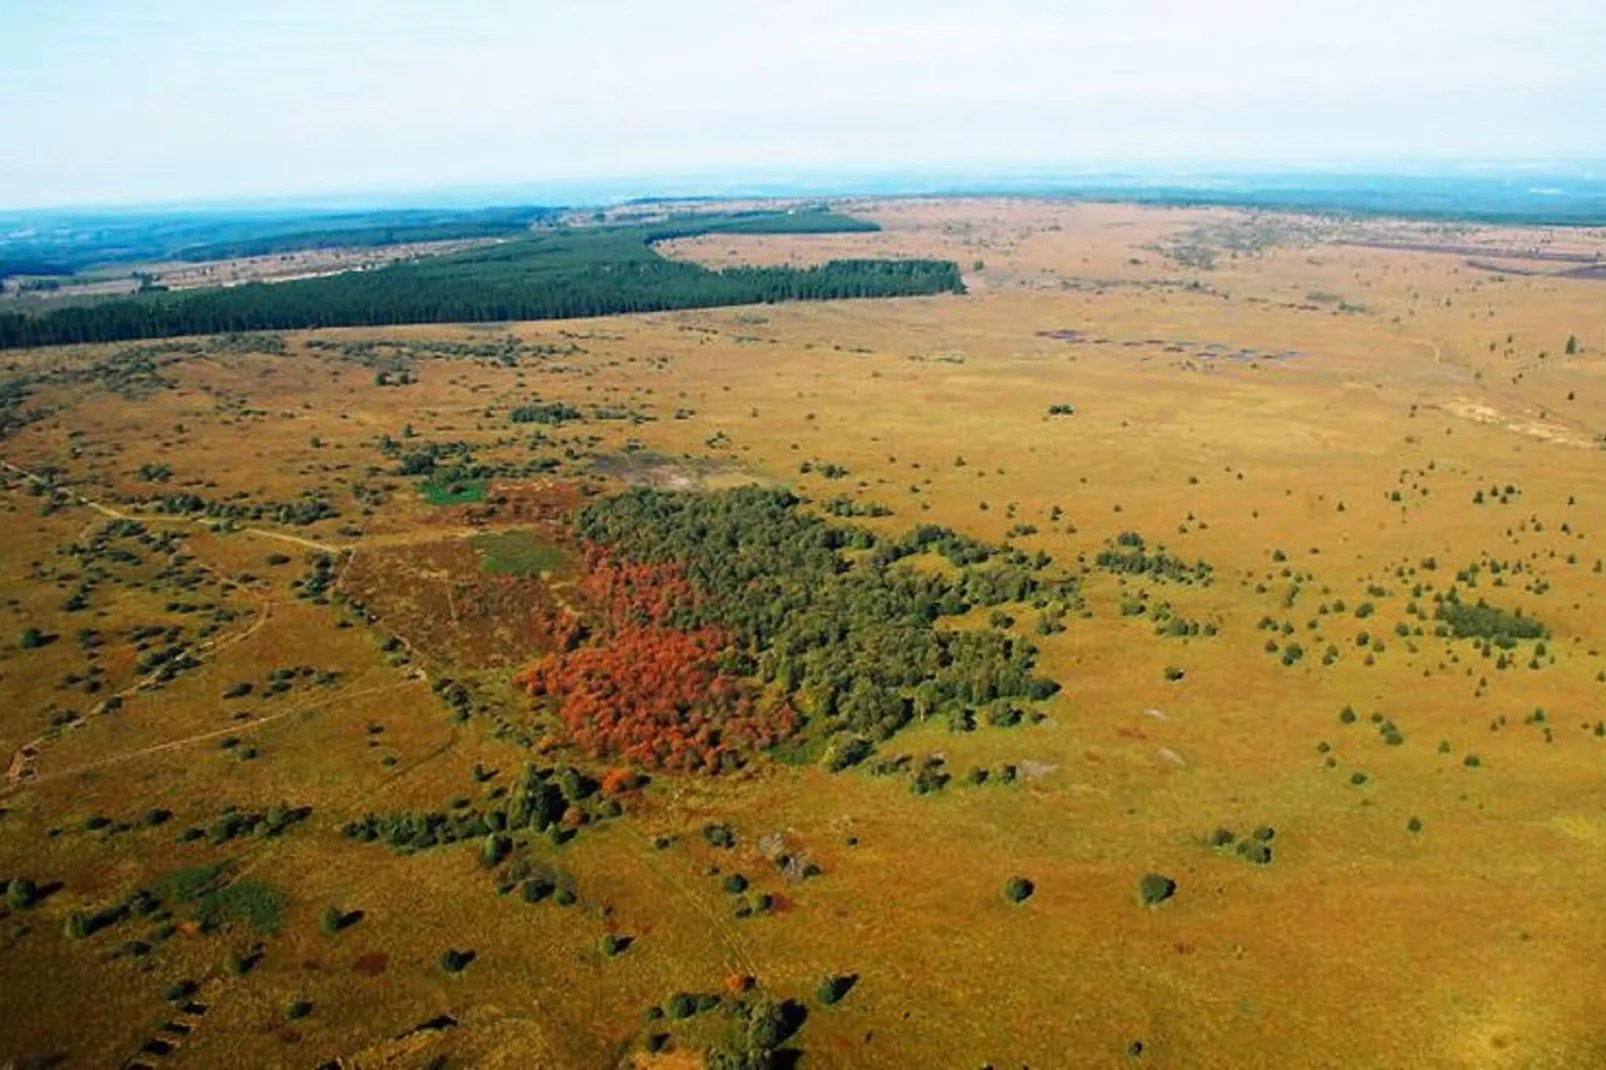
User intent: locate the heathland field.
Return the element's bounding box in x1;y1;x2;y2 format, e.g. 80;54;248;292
2;199;1606;1068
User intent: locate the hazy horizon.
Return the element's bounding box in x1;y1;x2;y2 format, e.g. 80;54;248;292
5;0;1605;211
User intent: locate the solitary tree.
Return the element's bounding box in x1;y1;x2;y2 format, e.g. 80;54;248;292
1003;875;1035;904
6;877;38;911
1137;872;1177;907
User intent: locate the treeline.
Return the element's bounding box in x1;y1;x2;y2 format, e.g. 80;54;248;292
0;203;562;272
0;213;960;350
642;208;880;242
0;258;73;281
172;206;558;261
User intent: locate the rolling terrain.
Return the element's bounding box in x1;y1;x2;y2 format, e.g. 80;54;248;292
1;199;1605;1069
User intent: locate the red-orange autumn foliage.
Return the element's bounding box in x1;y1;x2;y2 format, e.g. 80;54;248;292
515;545;798;773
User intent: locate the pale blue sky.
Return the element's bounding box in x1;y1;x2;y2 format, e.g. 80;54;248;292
3;0;1603;208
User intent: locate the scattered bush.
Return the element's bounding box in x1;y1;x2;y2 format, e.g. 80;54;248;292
1137;873;1176;907
822;734;873;773
702;823;737;849
816;974;855;1006
6;877;38;911
1239;842;1273;866
1003;875;1035;904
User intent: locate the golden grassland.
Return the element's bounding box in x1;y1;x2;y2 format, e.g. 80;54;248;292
2;201;1606;1068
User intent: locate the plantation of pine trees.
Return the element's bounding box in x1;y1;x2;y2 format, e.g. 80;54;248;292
0;211;962;349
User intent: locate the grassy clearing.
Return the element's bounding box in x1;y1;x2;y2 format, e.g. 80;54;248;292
469;529;567;575
418;478;487;505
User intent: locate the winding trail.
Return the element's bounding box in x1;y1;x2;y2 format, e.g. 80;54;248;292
11;675;422;791
0;454;357;789
2;592;277;791
0;457;347;555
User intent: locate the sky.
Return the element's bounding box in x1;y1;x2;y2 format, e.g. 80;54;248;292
2;0;1604;209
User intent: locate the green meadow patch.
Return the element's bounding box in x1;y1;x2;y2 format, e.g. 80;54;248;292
154;863;287;935
470;529;568;575
418;478;488;506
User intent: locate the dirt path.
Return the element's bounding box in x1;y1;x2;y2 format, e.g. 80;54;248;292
2;587;278;790
0;456;348;555
10;673;423;793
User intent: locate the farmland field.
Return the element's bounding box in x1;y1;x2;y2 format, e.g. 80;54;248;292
2;198;1606;1069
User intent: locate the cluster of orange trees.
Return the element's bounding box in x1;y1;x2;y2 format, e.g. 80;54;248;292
516;546;798;772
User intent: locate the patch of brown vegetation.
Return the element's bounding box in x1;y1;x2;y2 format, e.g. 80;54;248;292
339;537;567;668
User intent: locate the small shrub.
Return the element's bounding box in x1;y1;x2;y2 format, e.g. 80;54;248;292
6;877;38;911
1137;873;1176;907
817;973;855;1006
822;735;873;773
701;823;737;849
439;948;473;974
163;980;197;1002
1003;875;1035;904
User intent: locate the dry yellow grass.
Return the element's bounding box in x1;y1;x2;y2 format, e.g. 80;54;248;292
2;200;1605;1068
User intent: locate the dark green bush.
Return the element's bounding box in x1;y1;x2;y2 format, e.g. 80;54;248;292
702;823;737;849
1003;875;1035;904
1137;873;1176;907
817;974;855;1006
6;877;38;911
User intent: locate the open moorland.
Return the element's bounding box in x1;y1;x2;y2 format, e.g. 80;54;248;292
2;199;1606;1069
